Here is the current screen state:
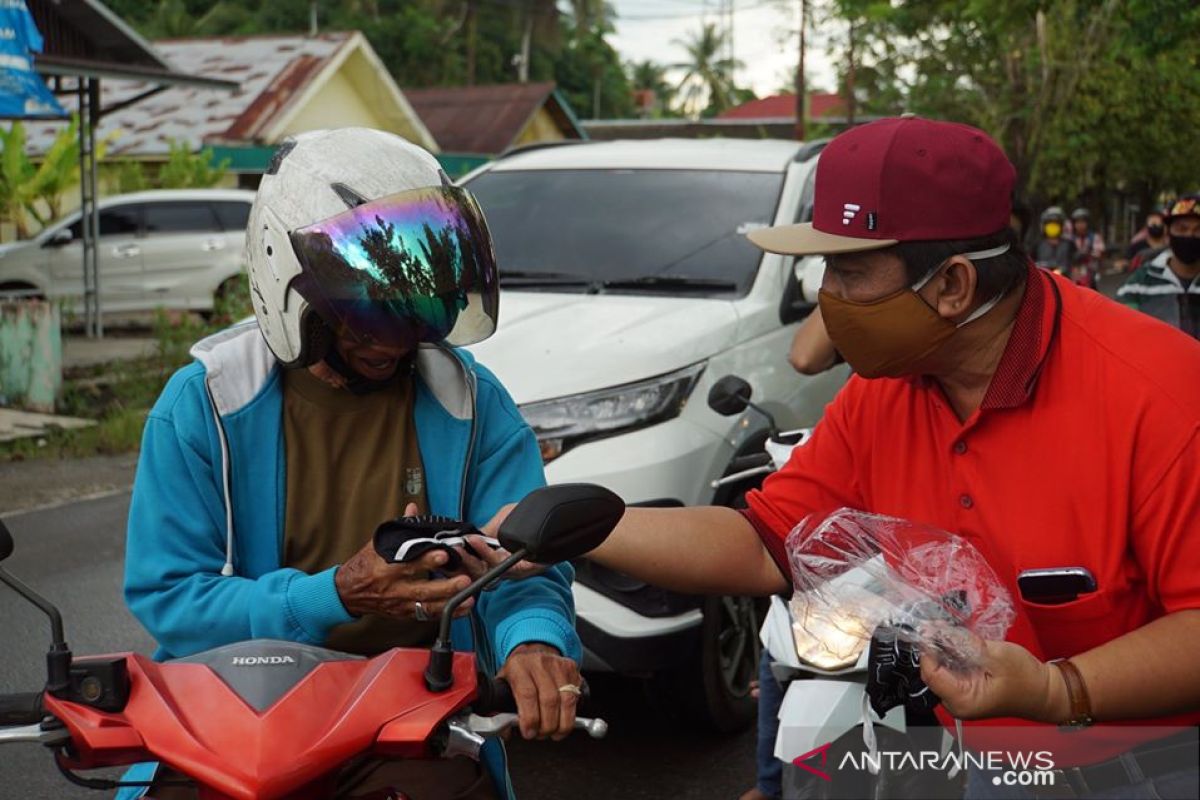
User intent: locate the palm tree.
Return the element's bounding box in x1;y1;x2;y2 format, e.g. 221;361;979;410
672;22;744;117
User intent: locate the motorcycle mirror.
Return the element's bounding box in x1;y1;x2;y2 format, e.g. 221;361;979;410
425;484;625;693
497;484;625;564
708;375;752;416
0;519;12;562
0;519;73;694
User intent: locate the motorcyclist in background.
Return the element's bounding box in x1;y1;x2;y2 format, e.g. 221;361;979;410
1032;206;1075;274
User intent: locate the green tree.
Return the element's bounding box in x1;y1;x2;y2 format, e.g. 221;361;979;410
810;0;1200;214
673;22;744;117
157;139;230;189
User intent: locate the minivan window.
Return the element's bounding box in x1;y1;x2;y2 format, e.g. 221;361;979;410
65;205;141;239
466;169;783;295
144;203;220;234
213;201;251;231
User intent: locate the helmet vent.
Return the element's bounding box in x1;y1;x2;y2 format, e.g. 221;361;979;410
331;182;370;210
265;140;296;175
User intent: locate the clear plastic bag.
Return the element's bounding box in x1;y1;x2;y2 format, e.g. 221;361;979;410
786;508;1014;670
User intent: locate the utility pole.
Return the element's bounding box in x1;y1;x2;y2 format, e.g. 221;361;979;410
846;16;857;125
794;0;806;140
728;0;735;83
466;1;477;86
518;2;533;83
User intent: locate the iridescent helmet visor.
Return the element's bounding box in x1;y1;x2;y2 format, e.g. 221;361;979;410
288;185;499;349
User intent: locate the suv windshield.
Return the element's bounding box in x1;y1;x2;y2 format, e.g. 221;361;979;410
466;169;783;296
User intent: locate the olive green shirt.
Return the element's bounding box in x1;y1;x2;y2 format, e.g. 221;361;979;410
282;365;435;655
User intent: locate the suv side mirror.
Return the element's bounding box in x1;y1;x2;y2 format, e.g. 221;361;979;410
780;257;817;324
708;375;752;416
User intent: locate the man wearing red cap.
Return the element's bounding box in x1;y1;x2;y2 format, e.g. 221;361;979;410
483;116;1200;798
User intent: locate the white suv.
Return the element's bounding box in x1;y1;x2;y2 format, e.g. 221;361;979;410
463;138;848;731
0;188;254;314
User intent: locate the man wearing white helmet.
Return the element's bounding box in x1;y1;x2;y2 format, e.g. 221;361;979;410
123;128;581;798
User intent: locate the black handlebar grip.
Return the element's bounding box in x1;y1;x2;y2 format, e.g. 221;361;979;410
473;675;593;715
0;692;43;726
474;675;516;714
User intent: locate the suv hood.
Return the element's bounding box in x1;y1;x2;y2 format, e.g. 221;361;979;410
467;291;740;403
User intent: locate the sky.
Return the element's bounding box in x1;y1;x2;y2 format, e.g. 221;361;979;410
606;0;838;103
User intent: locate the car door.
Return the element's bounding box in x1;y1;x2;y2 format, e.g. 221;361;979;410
140;201;224;311
44;204;145;312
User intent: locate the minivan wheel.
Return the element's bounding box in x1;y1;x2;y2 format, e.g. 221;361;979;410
657;593;764;733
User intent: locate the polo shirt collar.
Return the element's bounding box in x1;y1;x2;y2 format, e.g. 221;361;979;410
979;264;1059;410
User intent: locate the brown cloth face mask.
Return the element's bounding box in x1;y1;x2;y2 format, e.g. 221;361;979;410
818;244;1010;379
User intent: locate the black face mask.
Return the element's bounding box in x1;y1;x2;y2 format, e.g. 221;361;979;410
1170;234;1200;267
1147;224;1165;238
323;347;412;396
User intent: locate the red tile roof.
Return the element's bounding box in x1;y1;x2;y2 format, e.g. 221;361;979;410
403;82;582;155
717;92;846;121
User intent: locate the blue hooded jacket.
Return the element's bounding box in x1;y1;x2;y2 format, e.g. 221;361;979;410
121;322;579;798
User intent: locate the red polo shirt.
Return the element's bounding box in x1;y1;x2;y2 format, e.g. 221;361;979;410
745;266;1200;762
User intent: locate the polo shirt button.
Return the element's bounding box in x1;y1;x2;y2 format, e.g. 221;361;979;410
953;441;967;455
959;493;974;509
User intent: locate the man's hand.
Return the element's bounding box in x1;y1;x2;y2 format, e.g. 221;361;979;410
920;634;1067;723
335;504;475;621
466;505;550;581
498;643;582;740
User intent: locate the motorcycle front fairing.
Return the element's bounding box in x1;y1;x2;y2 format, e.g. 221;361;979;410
44;640;479;800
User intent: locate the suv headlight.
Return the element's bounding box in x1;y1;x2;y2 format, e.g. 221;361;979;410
519;363;706;463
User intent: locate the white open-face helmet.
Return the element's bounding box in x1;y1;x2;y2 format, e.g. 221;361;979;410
246;128;499;367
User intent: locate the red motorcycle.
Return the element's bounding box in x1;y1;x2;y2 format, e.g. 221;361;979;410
0;484;622;799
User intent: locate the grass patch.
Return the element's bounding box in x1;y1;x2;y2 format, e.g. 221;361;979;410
0;277;252;462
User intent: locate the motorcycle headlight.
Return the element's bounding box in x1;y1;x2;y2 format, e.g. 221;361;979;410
519;363;706;463
792;610;871;671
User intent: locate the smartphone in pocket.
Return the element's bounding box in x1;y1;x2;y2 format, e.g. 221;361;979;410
1017;567;1097;605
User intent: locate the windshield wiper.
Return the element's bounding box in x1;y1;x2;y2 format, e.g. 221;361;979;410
499;269;595;287
599;275;739;292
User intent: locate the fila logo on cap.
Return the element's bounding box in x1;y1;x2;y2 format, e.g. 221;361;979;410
842;203;861;225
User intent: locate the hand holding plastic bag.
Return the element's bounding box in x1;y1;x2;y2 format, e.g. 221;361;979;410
786;508;1015;673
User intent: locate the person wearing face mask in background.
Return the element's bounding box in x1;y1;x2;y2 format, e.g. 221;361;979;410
1122;207;1170;272
1117;194;1200;339
486;117;1200;800
1033;206;1075;274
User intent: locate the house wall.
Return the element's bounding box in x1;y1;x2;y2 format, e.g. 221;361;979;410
280;67;387;137
280;49;432;148
514;108;567;148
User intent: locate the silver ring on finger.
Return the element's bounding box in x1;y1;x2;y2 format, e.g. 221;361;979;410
557;684;582;696
414;600;431;622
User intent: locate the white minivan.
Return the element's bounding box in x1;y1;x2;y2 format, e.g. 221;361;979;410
0;188;254;314
463;138;848;731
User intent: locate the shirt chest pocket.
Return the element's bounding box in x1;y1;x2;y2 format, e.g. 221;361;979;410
1019;589;1116;659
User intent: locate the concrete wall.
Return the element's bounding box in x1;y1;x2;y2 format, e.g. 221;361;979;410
0;300;61;413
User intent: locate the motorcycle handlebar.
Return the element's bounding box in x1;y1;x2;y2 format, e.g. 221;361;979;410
473;676;592;716
0;692;43;726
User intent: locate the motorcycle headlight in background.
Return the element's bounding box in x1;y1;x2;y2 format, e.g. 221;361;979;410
519;363;706;464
